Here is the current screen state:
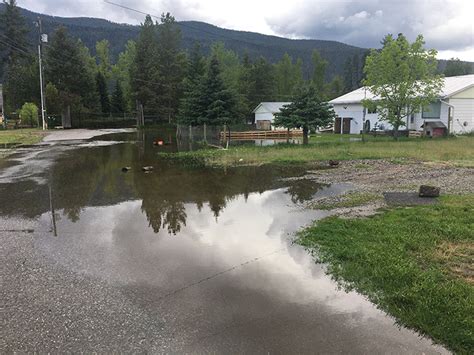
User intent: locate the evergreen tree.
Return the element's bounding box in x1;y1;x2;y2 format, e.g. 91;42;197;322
96;71;110;115
130;15;159;113
444;57;472;76
0;0;28;67
311;50;327;94
343;57;353;92
201;55;236;125
351;53;361;89
273;85;336;144
0;0;38;113
45;26;97;110
155;12;186;122
178;43;206;125
237;52;254;122
111;81;125;114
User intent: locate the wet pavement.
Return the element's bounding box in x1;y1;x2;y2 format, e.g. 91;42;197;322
1;130;448;353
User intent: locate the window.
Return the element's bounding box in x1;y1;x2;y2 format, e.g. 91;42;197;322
367;106;377;114
422;102;441;118
410;114;415;124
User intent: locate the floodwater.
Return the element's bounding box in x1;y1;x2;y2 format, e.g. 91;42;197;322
1;130;447;353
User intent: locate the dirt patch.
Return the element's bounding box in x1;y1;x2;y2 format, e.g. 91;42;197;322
435;242;474;284
304;159;473;216
307;159;474;195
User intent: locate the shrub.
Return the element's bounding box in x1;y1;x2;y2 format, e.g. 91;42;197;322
19;102;39;127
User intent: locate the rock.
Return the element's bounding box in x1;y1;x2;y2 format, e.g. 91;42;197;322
419;185;440;197
121;167;131;172
142;166;154;172
328;160;340;167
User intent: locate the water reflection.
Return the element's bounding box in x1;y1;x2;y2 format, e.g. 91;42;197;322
0;140;325;236
0;133;447;353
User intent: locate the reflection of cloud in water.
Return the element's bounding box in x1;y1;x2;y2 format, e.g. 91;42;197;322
37;188;376;317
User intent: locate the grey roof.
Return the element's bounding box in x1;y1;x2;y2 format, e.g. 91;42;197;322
329;74;474;105
253;102;291;113
421;121;447;128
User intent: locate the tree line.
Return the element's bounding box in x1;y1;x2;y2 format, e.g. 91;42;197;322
1;0;470;128
0;1;347;126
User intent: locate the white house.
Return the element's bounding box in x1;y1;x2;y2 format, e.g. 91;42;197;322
329;74;474;136
253;102;291;130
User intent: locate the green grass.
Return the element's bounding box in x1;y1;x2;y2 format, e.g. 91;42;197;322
310;192;382;210
160;135;474;167
0;128;44;146
298;195;474;353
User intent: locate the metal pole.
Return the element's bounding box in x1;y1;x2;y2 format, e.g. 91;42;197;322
362;87;366;142
37;17;47;130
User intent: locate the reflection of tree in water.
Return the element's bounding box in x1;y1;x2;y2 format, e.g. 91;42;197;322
22;140;309;236
141;199;187;235
285;179;327;204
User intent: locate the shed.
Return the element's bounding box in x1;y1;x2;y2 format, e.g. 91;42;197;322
421;121;447;137
253;102;291;130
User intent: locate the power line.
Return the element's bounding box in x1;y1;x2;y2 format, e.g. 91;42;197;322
103;0;263;49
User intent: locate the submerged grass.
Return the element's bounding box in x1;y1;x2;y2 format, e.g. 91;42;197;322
298;195;474;353
0;128;44;146
160;135;474;167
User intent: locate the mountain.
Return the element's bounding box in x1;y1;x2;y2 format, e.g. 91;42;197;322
2;4;472;81
2;4;367;80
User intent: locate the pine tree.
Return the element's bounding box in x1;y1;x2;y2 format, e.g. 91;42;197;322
45;27;97;110
96;71;110;115
0;0;38;113
274;85;336;144
111;81;125;114
0;0;28;67
237;52;254;122
201;55;236;125
343;57;353;92
155;13;186;122
178;43;206;125
130;15;159;113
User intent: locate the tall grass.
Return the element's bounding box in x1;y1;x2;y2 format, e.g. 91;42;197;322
167;135;474;167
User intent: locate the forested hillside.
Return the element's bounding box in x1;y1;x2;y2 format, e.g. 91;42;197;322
3;3;366;80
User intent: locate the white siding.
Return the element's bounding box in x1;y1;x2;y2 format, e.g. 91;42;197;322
449;98;474;133
254;111;274;123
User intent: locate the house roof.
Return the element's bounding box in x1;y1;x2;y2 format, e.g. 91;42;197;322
253;102;291;113
329;74;474;105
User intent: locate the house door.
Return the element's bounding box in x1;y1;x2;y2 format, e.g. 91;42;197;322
334;117;341;134
342;117;351;134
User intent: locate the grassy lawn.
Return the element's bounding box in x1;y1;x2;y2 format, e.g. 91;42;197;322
298;195;474;353
0;128;45;146
160;134;474;167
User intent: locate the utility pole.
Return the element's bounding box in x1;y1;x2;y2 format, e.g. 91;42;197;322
36;17;47;130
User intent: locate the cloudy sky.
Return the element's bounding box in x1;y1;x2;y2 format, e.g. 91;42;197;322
18;0;474;60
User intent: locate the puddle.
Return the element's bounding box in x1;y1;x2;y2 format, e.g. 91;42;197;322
0;129;446;353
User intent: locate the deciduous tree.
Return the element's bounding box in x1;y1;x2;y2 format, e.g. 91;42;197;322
363;34;443;138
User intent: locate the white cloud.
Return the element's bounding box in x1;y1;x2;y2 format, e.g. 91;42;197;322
17;0;474;61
